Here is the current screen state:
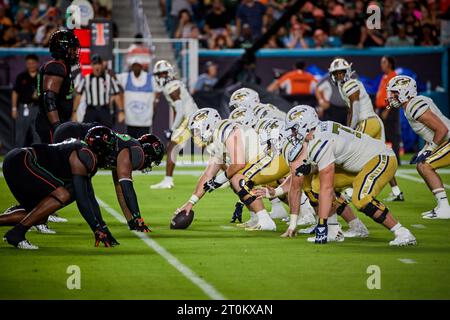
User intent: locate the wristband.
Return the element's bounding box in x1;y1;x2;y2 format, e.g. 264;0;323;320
288;214;298;230
274;186;284;198
189;194;199;205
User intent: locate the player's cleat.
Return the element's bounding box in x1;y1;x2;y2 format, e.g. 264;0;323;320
343;219;369;238
32;224;56;234
2;204;24;215
384;192;405;202
245;218;276;231
307;223;344;243
150;178;174;189
16;240;39;250
94;229;112;247
298;224;317;234
237;214;258;228
4;228;38;249
389;227;417;246
48;214;68;223
422;207;450;219
230;202;243;223
269;201;288;219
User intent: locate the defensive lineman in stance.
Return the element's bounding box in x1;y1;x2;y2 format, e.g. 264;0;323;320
329;58;404;202
387;75;450;219
285;105;416;245
150;60;198;189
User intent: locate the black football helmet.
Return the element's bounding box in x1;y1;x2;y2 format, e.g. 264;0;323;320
84;126;117;168
138;134;165;171
49;30;80;66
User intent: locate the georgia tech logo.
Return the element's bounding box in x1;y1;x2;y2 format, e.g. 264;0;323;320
288;110;305;121
233;93;246;101
193;111;209;122
231;110;246;119
395;78;410;88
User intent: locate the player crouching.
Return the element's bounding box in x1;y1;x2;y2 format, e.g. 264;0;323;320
174;108;277;231
285;105;416;246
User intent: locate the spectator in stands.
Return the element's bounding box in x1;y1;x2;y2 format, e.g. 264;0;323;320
236;0;266;38
385;24;415;47
418;22;439;46
282;23;308;49
311;28;331;48
315;73;348;125
375;56;400;160
204;0;231;36
175;9;196;39
358;25;385;48
169;0;194;37
209;30;233;49
2;25;20;47
336;3;365;47
234;23;254;49
193;61;218;93
267;60;317;96
11;54;41;147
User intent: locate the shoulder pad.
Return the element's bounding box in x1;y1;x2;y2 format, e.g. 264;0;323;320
129;145;146;170
342;79;359;97
165;80;181;94
77;147;97;173
43;61;67;77
407;96;430;119
214;119;236;143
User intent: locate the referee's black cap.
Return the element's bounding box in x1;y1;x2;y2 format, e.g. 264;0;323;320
91;54;103;65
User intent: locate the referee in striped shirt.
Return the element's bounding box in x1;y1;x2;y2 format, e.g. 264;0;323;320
73;54;124;128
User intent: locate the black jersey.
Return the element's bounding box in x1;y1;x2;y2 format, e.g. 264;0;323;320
31;140;97;183
112;133;146;171
37;60;75;122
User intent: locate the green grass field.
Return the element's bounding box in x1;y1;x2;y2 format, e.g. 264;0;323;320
1;159;450;300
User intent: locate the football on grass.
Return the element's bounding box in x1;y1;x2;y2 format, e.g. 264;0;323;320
170;210;194;229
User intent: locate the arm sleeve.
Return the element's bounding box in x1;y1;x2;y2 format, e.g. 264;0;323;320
118;179;141;219
72;174;101;232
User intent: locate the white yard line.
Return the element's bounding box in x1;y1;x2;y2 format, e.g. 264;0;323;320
398;258;417;264
95;197;227;300
411;224;427;229
396;172;450;189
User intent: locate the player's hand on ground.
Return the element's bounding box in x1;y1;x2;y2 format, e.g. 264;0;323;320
281;228;296;238
94;229;112;247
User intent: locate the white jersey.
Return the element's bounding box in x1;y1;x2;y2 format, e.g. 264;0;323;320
306;121;394;172
338;79;377;127
404;95;450;144
156;79;198;118
206;120;264;165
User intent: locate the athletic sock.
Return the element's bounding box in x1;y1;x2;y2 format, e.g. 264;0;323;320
256;209;271;222
433;188;449;208
165;176;173;183
348;218;361;229
328;213;338;225
390;223;402;233
391;185;401;196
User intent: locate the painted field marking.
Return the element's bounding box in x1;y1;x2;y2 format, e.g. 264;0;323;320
398;258;417;264
95;197;226;300
411;224;427;229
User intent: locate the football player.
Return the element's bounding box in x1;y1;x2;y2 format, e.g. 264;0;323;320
329;58;404;202
150;60;198;189
1;127;118;249
53;121;164;231
387;75;450;219
35;30;80;144
285;105;416;246
175;108;278;231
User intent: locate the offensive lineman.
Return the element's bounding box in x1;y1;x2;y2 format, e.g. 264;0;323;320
285;105;416;245
387;75;450;219
329;58;404;202
150;60;199;189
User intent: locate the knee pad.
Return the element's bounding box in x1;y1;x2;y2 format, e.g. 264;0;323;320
305;190;319;207
360;199;389;224
236;179;256;206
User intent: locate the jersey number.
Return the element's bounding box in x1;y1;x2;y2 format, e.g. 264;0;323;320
332;123;362;138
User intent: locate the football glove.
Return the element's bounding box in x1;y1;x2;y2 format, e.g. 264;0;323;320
314;223;328;244
413;150;433;164
164;129;173;140
295;161;312;176
134;217;151;232
94;229;112;247
230;202;243;223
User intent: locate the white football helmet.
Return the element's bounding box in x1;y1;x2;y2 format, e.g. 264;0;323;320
386;75;417;109
285;105;320;145
258;118;287;153
153;60;175;87
253;103;277;120
328;58;353;85
229;88;260;110
189;108;221;147
229;107;257;127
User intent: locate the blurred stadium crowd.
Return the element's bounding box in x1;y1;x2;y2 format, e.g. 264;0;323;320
0;0;116;48
165;0;449;49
